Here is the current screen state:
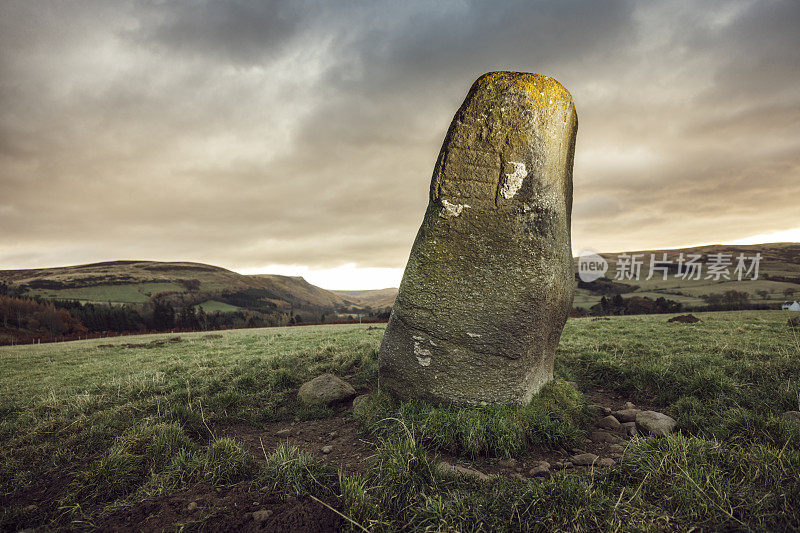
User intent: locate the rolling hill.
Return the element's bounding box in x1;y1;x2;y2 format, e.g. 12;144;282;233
572;242;800;309
332;288;399;309
1;242;798;317
0;261;363;317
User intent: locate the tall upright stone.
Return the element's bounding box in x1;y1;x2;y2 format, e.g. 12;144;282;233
378;71;577;406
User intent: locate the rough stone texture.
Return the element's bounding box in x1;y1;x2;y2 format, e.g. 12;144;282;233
635;411;677;436
589;430;621;444
297;374;356;406
351;394;370;412
378;72;577;406
619;421;638;438
570;453;599;466
597;415;621;430
612;409;640;423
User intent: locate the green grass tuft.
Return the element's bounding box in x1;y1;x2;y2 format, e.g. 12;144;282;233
354;380;587;457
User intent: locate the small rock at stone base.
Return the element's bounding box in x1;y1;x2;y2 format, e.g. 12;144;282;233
498;458;517;468
623;401;636;410
596;415;621;430
352;393;370;412
321;445;333;454
609;444;626;453
598;458;616;467
437;461;493;481
612;409;640;423
329;431;339;438
589;430;620;444
635;411;677;436
552;461;564;470
253;509;274;523
587;404;606;417
620;421;638;438
187;501;198;511
529;465;551;477
23;504;38;512
563;461;573;468
570;453;599;466
298;374;356;407
274;428;291;437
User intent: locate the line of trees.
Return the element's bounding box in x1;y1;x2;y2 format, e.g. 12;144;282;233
0;294;299;345
574;294;685;316
0;291;392;345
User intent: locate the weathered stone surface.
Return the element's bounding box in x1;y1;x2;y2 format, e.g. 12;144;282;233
351;393;370;412
589;430;621;444
597;415;621;430
529;463;551;477
570;453;599;466
297;374;356;406
619;421;638;438
635;411;677;436
612;409;640;423
378;72;577;406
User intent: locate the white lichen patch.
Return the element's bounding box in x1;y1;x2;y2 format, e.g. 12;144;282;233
466;332;482;338
414;341;432;366
439;199;469;218
500;161;526;198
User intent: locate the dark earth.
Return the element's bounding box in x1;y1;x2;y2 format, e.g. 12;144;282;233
84;386;652;532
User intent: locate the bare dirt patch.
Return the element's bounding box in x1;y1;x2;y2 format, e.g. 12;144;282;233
99;483;341;532
220;408;377;473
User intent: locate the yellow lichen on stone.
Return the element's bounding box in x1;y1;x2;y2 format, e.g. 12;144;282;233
472;71;573;109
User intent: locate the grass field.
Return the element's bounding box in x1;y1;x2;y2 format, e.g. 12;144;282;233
2;311;799;530
195;299;242;312
25;282;185;303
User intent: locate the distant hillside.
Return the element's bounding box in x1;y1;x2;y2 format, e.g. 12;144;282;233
332;288;398;309
0;261;358;317
573;243;800;310
247;274;355;309
1;242;797;318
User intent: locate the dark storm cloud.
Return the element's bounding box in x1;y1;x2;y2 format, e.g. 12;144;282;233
1;0;799;285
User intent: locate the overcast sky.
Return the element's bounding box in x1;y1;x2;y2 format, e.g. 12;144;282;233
1;1;799;289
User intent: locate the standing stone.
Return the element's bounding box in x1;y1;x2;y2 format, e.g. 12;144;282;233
378;71;577;406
